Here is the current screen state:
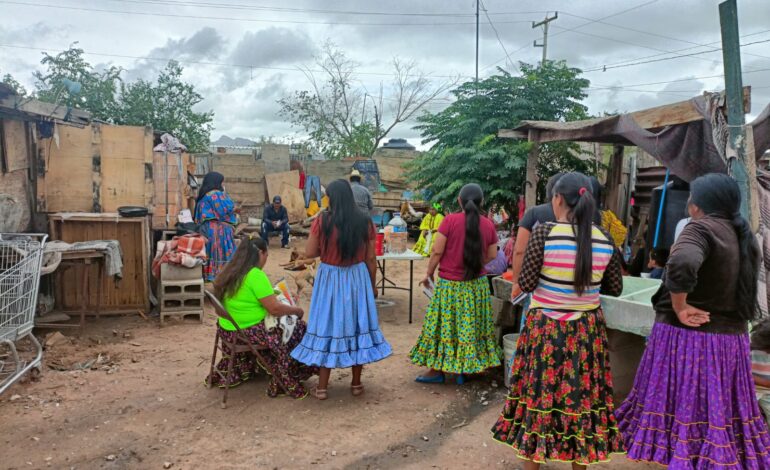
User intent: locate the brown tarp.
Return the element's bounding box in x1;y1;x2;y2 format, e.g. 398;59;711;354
513;96;770;182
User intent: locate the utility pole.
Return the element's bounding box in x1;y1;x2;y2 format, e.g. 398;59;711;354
719;0;751;222
532;12;558;66
475;0;480;90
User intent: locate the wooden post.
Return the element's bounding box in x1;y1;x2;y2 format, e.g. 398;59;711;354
526;130;540;209
719;0;751;222
605;145;624;216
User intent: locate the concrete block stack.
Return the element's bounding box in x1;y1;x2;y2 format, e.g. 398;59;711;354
159;264;204;326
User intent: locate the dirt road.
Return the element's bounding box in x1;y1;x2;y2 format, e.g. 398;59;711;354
0;242;653;469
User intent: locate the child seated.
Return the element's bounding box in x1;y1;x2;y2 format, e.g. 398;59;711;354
647;248;669;280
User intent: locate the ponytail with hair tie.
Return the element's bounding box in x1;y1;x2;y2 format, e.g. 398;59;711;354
552;173;597;295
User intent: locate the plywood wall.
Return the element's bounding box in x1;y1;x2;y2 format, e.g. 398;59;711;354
0;119;32;231
39;125;97;212
38;123;190;223
49;215;150;312
100;125;153;212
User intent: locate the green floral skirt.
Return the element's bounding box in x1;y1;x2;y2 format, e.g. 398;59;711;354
409;276;501;374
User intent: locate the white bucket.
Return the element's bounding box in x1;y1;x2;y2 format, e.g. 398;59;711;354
503;333;520;388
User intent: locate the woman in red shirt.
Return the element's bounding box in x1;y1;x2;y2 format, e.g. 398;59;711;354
290;179;392;400
409;183;502;383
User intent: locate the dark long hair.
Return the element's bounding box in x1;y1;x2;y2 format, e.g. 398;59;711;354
214;236;268;300
690;173;759;320
459;183;485;281
197;172;224;203
552;172;597;295
589;176;604;224
323;179;371;261
545;172;566;200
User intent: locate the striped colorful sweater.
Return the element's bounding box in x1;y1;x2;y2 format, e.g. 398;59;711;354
519;222;623;321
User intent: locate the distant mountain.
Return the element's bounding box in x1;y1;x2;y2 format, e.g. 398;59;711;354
212;135;258;147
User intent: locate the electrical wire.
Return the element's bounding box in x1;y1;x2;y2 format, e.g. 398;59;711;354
481;0;659;71
0;42;471;80
479;0;513;70
560;11;770;62
100;0;550;18
581;38;770;72
0;1;537;27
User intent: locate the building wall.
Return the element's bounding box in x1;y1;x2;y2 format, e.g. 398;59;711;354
261;143;290;174
0;119;31;232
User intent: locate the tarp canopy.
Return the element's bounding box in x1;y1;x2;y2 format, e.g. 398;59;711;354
500;91;769;182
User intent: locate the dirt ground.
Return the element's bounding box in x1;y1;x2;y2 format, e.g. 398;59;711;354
0;240;655;470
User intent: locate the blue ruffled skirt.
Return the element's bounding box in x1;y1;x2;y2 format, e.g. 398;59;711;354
290;262;392;368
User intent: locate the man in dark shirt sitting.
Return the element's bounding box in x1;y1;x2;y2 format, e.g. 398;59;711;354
262;195;290;248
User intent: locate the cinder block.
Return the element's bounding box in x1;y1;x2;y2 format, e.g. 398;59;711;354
160;264;203;282
161;280;204;296
161;296;204;311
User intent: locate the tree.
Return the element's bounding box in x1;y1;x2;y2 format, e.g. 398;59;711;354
31;47;214;152
410;61;594;216
1;72;28;96
279;42;456;159
34;46;122;120
117;61;214;152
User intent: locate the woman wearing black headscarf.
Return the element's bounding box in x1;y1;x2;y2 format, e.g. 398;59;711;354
195;172;237;281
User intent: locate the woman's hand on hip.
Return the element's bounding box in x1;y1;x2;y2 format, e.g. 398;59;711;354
676;304;710;327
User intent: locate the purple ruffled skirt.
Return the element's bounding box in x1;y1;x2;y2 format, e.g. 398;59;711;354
616;322;770;469
290;262;392;368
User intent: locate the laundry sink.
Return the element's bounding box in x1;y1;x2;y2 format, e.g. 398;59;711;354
601;276;661;337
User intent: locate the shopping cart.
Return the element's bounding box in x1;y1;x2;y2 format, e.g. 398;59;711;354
0;233;47;394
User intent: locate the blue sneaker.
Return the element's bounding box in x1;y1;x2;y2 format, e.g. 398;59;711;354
415;373;445;384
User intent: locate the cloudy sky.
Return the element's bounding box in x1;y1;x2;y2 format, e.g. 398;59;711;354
1;0;769;148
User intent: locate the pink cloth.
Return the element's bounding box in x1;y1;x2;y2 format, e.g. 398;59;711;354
437;213;498;281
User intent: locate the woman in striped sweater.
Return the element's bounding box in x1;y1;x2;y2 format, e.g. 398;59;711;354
491;172;625;469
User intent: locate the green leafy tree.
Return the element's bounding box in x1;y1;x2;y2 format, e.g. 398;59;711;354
34;46;122;120
1;72;28;96
32;48;213;152
117;61;214;152
279;42;455;159
410;61;593;216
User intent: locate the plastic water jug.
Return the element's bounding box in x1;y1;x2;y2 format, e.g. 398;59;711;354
386;214;408;254
388;214;407;232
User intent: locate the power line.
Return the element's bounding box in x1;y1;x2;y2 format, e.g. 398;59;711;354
480;0;659;71
592;66;770;89
480;0;513;70
560;11;770;62
102;0;550;18
0;1;537;26
581;38;770;72
0;43;470;80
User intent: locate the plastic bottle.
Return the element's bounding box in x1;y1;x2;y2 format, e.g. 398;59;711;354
387;214;408;254
388;214;407;232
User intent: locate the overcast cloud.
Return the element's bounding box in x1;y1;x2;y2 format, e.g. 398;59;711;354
1;0;769;148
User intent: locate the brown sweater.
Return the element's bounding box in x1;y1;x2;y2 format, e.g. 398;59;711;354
652;216;748;334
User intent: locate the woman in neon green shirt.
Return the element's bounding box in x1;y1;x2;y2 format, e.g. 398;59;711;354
206;236;317;398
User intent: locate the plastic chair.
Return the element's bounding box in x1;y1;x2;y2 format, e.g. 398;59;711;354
204;291;286;408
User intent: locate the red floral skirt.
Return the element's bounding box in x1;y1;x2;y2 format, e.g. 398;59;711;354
491;308;624;465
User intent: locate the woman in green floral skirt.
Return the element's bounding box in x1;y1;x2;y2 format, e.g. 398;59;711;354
409;183;502;384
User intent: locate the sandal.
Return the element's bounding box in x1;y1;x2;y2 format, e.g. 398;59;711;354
351;384;364;397
313;387;328;401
